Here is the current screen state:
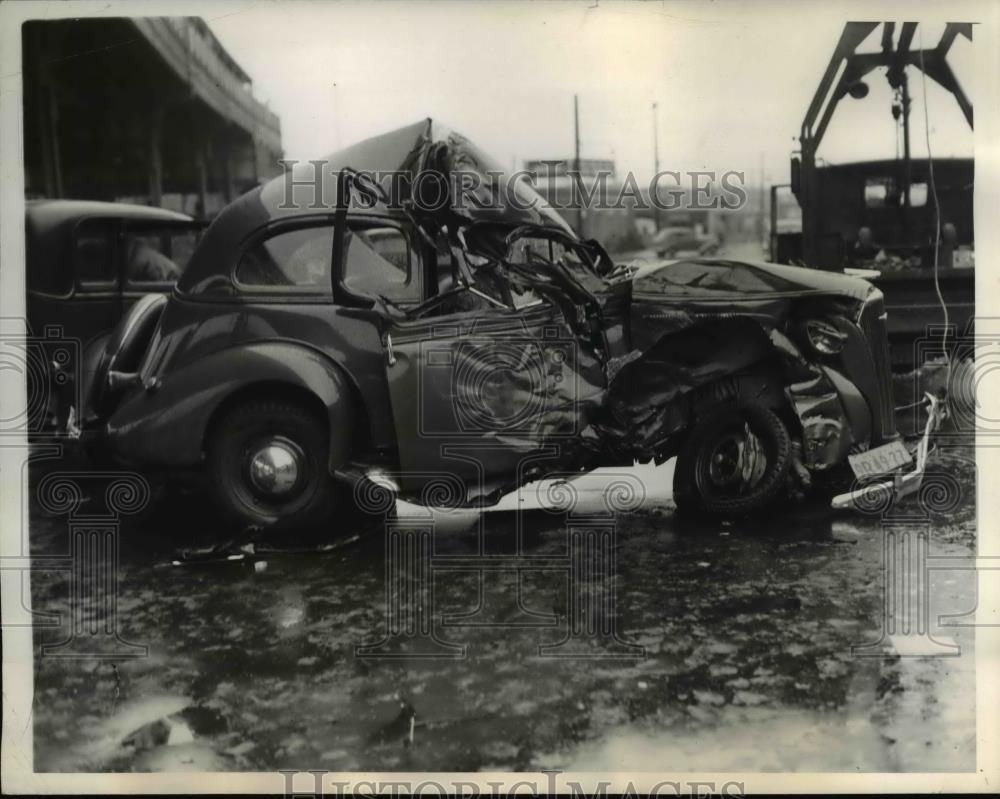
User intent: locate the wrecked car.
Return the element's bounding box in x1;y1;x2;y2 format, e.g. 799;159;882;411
74;119;937;531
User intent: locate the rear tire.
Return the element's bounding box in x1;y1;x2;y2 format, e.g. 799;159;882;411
207;398;391;539
673;400;792;518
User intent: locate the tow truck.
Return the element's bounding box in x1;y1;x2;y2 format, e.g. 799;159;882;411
770;21;974;370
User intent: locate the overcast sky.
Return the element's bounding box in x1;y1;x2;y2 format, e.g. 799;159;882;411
207;1;974;186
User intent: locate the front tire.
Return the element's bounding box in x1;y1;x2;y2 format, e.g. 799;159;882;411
673;401;792;518
208;399;341;534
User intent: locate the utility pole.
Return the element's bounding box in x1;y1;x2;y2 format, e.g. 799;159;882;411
901;71;912;208
758;151;766;247
893;69;913;246
574;94;584;237
652;102;660;233
332;82;342;150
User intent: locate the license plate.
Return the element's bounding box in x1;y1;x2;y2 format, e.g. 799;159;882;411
848;439;913;480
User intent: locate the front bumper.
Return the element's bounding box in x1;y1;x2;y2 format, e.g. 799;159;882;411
831;392;946;511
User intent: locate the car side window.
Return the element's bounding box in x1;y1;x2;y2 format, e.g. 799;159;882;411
74;220;117;288
125;226;199;287
343;224;421;303
236;225;334;292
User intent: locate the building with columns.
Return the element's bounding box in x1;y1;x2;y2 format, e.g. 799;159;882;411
23;17;283;219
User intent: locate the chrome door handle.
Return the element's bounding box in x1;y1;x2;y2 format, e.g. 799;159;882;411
386;333;397;366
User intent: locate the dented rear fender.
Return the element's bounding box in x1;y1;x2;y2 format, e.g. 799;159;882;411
105;342;359;471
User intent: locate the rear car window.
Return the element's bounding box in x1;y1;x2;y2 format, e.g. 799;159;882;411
25;219;62;294
125;226;199;286
236;225;334;291
74;220;117;287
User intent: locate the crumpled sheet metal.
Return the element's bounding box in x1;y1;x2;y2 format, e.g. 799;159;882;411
385;313;608;507
590;317;856;467
395;314;856;505
771;330;855;468
630;257;875;303
449;334;607;455
599;317;775;455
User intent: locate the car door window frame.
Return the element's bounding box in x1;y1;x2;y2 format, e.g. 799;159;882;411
338;215;424;307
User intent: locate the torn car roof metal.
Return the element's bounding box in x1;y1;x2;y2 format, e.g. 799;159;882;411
179;119;571;296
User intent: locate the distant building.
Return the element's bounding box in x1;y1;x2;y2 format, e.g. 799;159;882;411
23;17;283;218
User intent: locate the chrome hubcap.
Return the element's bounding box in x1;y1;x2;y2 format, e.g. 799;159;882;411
247;441;301;497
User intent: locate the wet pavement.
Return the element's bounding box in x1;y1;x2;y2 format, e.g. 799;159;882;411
28;425;977;772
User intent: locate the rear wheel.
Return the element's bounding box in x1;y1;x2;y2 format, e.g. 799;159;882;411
207;398;387;538
673;401;792;518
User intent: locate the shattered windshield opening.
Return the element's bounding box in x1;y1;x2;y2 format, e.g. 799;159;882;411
463;224;601;302
462;222;600;274
398;222;605;323
507;236;578;268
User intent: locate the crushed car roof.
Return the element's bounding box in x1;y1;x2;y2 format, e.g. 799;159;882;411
178;119;573;294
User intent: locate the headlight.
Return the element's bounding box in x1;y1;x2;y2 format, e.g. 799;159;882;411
805;319;848;355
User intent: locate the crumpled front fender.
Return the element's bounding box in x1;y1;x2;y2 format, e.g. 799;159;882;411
770;329;872;467
105;341;357;471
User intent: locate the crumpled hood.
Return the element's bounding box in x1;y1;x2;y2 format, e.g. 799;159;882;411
630;258;874;303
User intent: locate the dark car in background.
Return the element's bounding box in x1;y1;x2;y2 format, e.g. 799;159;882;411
25;200;203;430
26;200;203;343
76;121;934;532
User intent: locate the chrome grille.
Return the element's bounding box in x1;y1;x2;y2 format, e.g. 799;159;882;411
859;293;897;441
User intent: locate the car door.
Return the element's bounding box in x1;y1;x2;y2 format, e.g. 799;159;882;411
335;218;604;502
381;298;594;502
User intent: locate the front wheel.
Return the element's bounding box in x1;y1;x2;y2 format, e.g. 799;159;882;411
673;401;792;518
